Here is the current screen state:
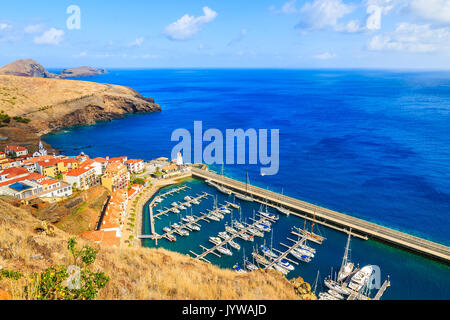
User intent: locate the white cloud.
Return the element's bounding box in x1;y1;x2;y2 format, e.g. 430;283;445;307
0;23;12;31
227;28;248;46
296;0;355;31
129;37;144;47
33;28;64;45
406;0;450;25
270;0;300;14
314;52;337;59
368;23;450;52
24;24;44;34
164;7;218;41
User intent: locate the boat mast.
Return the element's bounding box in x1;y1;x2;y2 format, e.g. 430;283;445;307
340;230;352;274
313;270;320;295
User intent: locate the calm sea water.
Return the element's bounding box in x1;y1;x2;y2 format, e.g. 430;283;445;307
45;69;450;299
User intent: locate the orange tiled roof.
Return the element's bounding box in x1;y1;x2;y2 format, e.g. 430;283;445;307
5;145;27;152
125;159;143;164
0;167;29;177
65;166;94;177
37;159;60;167
92;157;108;163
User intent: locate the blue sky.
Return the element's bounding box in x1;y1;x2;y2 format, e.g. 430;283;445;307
1;0;450;69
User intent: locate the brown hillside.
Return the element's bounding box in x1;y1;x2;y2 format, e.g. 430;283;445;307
0;199;315;300
0;74;161;135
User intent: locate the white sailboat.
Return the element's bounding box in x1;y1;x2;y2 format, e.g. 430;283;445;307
235;172;254;202
338;232;354;283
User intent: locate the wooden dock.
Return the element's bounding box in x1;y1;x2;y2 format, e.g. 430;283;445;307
263;237;307;270
191;168;450;264
190;219;263;261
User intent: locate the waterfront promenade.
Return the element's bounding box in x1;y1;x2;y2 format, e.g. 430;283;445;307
191;168;450;263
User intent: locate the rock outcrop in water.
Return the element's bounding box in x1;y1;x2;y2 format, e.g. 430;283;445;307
60;66;107;78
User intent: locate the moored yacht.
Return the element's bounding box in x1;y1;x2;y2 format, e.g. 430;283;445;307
348;265;374;292
216;246;233;256
228;240;241;250
260;245;278;259
277;259;295;271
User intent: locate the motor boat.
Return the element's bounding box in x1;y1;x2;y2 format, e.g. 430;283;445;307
225;226;238;234
233;264;246;274
233;221;245;230
210;237;222;245
235;193;254;202
228;240;241;250
219;207;231;214
172;208;180;214
163;227;171;233
324;279;351;296
293;247;315;258
238;232;253;242
187;223;200;231
216;246;232;256
290;250;312;263
277;207;290;216
260;245;278;259
184;196;192;201
166;234;177;242
218;232;231;240
171;202;178;207
247;228;264;238
258;210;279;221
171;223;180;229
207;214;220;222
255;223;271;233
348;265;374;292
277;259;295;271
244;259;258;271
273;264;289;275
328;290;344;300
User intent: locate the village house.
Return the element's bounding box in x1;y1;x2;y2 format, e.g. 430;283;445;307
92;157;109;173
109;156;128;164
101;162;130;192
64;165;99;190
57;158;80;173
36;159;60;178
125;159;144;174
4;145;28;157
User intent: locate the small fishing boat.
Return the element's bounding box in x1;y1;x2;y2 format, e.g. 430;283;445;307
319;292;339;300
207;214;220;222
179;205;187;210
244;259;258;271
217;186;232;196
225;226;238;234
181;217;191;223
185;202;192;208
228;240;241;250
290;250;312;263
273;264;289;275
328;289;344;300
235;193;254;202
218;232;231;240
247;228;264;238
219;207;231;214
163;227;171;233
252;253;270;266
184;196;192;201
216;246;233;256
187;223;200;231
294;247;315;258
260;245;278;259
172;208;180;214
171;223;180;229
255;223;271;233
171;202;178;207
210;237;222;245
233;221;245;230
258;210;279;221
233;264;246;274
277;259;295;271
166;234;177;242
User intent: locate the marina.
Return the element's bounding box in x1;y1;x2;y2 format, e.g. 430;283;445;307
139;178;450;299
191;168;450;264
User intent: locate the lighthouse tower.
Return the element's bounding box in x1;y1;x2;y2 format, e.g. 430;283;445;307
176;152;183;166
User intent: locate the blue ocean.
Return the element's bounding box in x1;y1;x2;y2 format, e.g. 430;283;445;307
45;69;450;299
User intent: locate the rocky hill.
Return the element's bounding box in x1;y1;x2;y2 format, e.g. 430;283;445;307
0;59;61;79
60;66;107;78
0;198;316;300
0;74;161;135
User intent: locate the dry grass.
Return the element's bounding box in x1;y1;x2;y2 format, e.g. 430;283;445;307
0;199;315;300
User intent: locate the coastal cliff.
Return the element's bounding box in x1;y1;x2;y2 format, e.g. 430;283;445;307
0;74;161;136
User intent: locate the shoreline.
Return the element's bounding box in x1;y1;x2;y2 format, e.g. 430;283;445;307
124;173;193;248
